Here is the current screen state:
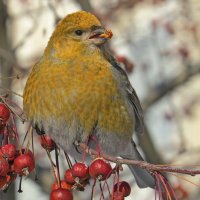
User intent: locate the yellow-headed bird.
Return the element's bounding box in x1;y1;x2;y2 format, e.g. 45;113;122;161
23;11;155;188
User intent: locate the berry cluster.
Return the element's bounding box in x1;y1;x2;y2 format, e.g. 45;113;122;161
0;102;131;199
49;159;131;200
40;135;131;200
0;103;35;191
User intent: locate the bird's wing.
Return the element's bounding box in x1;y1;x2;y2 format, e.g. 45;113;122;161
103;50;144;133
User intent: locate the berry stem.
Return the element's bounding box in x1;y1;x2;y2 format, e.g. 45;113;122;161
116;167;120;193
18;176;23;193
64;151;73;169
45;148;57;179
158;173;173;200
0;97;25;122
31;129;38;181
111;169;118;200
155;184;157;200
82;136;89;163
155;173;162;200
164;176;178;200
90;136;101;157
55;146;61;188
105;181;111;198
10;113;22;153
99;182;105;200
4;126;8;145
25;126;33;153
91;179;96;200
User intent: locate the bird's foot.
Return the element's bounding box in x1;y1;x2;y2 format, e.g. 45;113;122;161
73;140;82;154
34;124;45;135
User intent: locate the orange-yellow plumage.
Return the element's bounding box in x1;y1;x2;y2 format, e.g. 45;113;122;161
24;11;133;137
24;50;133;137
23;10;155;189
53;11;101;34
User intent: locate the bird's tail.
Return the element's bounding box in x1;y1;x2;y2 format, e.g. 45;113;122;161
129;165;155;189
123;141;155;189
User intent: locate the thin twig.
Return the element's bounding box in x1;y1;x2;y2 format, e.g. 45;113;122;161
78;143;200;176
0;74;20;79
170;173;200;189
0;86;23;98
64;151;73;169
0;97;25;122
55;147;61;188
12;15;38;53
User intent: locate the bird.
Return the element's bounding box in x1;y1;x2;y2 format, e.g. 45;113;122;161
23;11;155;189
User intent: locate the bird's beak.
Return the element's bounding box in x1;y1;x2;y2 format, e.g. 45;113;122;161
89;27;113;45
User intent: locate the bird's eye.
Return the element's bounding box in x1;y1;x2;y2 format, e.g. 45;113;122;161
75;30;83;36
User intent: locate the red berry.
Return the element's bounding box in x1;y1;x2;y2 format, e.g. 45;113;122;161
1;144;16;161
0;103;10;124
17;149;34;159
89;158;112;181
40;135;56;151
114;181;131;197
64;169;75;184
72;163;89;181
50;188;73;200
52;180;72;191
0;158;9;176
14;152;35;176
112;191;125;200
117;56;126;63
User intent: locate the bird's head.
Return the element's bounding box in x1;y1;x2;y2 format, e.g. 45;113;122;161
46;11;113;59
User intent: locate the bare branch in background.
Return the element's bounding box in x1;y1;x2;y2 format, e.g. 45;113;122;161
0;1;15;90
75;0;94;13
0;1;16;200
47;1;61;24
142;64;200;111
12;15;38;53
137;125;164;164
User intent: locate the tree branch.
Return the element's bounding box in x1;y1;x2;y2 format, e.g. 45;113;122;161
74;0;94;13
12;16;38;53
142;64;200;111
137;125;164;164
78;142;200;176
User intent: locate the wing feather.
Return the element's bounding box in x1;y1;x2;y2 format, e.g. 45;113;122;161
103;50;144;133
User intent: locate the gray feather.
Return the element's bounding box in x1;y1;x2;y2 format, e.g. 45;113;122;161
129;166;155;188
122;140;155;189
102;50;144;134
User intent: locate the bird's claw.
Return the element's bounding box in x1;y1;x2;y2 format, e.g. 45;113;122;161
73;140;82;154
113;162;123;173
34;124;45;135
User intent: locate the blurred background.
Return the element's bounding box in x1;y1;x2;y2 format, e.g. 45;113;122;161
1;0;200;199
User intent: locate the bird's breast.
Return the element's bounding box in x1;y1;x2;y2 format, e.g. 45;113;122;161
23;58;134;137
